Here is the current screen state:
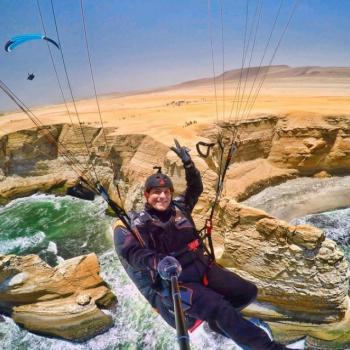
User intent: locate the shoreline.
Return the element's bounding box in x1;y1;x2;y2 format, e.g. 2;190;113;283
1;174;350;222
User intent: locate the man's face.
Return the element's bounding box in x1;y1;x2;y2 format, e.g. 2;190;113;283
144;187;172;211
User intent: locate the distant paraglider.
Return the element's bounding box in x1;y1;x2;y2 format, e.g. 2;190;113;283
4;34;60;52
27;73;35;81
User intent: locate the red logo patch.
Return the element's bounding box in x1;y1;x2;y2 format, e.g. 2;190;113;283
158;178;165;186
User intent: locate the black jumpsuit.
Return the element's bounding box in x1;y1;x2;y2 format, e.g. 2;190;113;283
115;163;286;350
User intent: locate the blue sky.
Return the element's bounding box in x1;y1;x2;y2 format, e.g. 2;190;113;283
0;0;350;112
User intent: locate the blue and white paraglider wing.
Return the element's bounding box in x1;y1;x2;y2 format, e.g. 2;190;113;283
4;34;60;52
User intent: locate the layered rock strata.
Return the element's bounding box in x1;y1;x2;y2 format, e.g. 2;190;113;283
217;202;349;321
0;253;116;341
0;114;350;347
213;200;350;346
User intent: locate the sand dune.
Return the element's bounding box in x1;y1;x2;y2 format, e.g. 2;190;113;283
1;65;349;146
172;65;350;88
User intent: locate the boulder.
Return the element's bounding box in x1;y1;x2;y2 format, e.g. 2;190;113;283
0;253;117;341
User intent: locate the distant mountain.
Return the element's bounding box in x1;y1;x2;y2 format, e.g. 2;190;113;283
175;65;350;88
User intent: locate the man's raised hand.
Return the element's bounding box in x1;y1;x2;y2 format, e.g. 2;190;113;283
170;139;192;166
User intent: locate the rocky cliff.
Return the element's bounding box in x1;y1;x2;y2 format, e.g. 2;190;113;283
0;114;350;347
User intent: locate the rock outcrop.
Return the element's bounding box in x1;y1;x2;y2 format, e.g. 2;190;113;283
0;253;116;341
218;202;349;322
268;115;350;174
0;114;350;347
1;115;349;204
213;200;350;346
195;114;350;201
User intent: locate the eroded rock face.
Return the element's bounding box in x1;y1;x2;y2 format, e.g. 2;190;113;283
0;253;116;341
268;115;350;174
1;115;350;347
196;115;350;202
209;201;350;347
1;115;349;203
217;202;349;322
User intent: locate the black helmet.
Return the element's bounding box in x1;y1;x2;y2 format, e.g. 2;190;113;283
144;168;174;192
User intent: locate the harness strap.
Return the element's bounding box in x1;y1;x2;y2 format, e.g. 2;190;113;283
187;239;200;251
113;219;146;248
130;225;146;247
202;274;209;286
204;218;215;261
188;319;204;333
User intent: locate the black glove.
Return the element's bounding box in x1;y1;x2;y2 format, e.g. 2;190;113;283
170;139;192;166
157;256;182;280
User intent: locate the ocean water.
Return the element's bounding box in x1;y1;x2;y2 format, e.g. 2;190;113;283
243;176;350;222
0;194;347;349
291;207;350;262
0;194;238;350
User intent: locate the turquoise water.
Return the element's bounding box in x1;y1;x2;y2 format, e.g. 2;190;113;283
0;194;112;262
0;194;236;350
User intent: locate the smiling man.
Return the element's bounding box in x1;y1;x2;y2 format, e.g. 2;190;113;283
115;139;289;350
144;172;173;212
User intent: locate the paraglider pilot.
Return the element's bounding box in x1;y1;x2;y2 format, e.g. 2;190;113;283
114;140;289;350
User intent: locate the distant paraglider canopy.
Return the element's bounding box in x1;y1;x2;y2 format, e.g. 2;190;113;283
27;73;35;81
4;34;60;52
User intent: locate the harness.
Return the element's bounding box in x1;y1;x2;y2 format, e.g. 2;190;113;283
132;207;207;261
131;206;212;292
